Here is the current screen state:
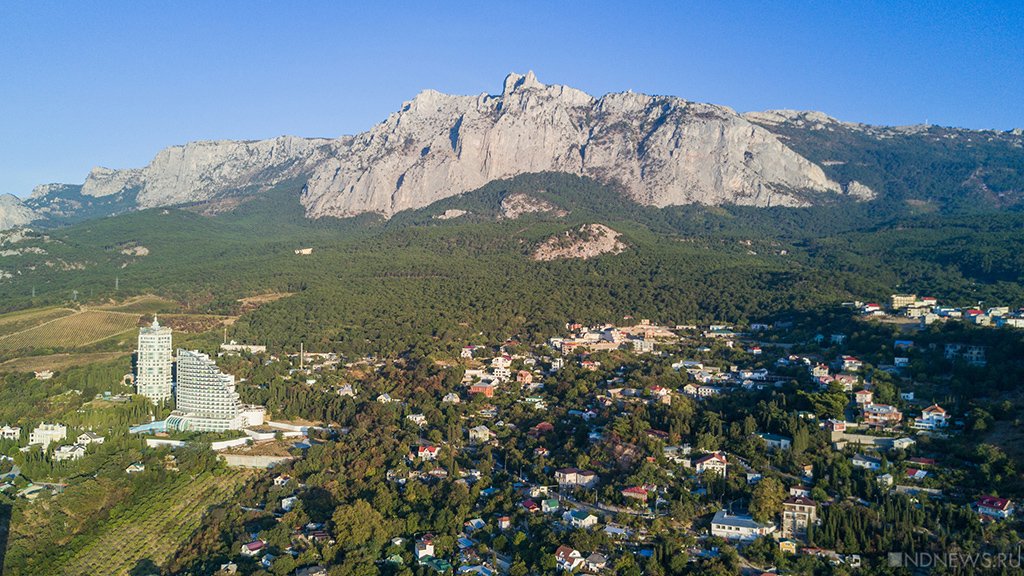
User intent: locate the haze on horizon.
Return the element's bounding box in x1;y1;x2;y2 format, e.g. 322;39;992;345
1;1;1021;197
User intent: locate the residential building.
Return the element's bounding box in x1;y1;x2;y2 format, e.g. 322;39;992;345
585;552;608;571
758;433;792;451
469;381;497;398
694;452;728;476
53;443;86;462
417;445;440;460
912;404;949;430
415;534;435;559
863;403;903;428
974;496;1015;519
710;510;776;541
554;545;584;571
562;509;598;529
241;540;266;557
167;349;265;432
29;423;67;449
852;454;882;471
468;425;493;444
136;317;173;403
0;425;21;441
76;432;104;445
854;389;873;405
555;467;599;489
781;497;817;539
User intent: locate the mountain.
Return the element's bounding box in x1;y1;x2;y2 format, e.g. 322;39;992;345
746;110;1024;213
8;72;1022;233
6;73;876;231
0;194;38;230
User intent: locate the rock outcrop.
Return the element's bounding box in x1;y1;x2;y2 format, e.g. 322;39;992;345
0;194;38;230
532;224;627;261
500;192;568;219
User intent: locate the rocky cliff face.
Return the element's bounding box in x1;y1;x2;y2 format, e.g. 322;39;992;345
301;72;861;217
0;194;38;230
15;72;873;230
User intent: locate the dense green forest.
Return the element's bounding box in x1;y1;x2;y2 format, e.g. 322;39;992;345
1;173;1022;359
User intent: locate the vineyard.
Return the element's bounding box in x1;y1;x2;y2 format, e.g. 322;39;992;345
48;470;253;576
0;306;75;337
0;310;141;352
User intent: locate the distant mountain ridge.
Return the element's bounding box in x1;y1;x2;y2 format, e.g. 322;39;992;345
3;71;1022;231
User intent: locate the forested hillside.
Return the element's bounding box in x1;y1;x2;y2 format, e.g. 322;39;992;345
1;173;1022;358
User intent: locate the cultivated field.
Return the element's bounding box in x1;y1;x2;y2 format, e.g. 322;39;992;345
0;306;76;337
0;310;141;351
58;470;253;575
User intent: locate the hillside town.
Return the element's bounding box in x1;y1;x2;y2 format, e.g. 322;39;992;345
4;291;1021;575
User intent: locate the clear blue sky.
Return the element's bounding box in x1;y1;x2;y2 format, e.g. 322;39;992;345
2;1;1021;196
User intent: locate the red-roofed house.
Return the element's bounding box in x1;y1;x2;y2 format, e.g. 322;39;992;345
975;496;1015;519
554;545;584;571
694;452;728;476
912;404;949;430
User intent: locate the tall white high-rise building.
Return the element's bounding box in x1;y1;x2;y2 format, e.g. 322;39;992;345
167;349;264;432
136;316;173;403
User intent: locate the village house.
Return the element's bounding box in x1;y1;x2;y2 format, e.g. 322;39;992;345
694;452;728;476
555;467;599;489
542;498;560;513
854;389;873;405
862;403;903;428
53;443;86;462
758;433;792;451
240;540;266;557
781;497;817;539
710;510;776;541
621;486;650;502
974;496;1014;519
468;425;494;445
406;414;427;427
516;370;533;384
441;392;460;404
0;425;20;441
563;509;599;529
554;545;584;571
836;355;863;372
416;445;440;461
852;454;882;471
912;404;949;430
469;381;497;398
585;552;608;571
415;534;435;559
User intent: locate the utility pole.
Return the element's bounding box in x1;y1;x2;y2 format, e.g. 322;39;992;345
115;276;119;291
300;342;304;369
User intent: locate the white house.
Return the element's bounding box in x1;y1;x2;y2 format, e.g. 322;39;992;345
0;425;21;441
29;423;67;449
710;510;776;541
562;509;598;529
76;432;105;445
554;545;584;571
852;454;882;471
912;404;949;430
53;444;86;462
694;452;728;476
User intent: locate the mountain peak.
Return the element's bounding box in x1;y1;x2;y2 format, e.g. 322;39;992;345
502;71;544;96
